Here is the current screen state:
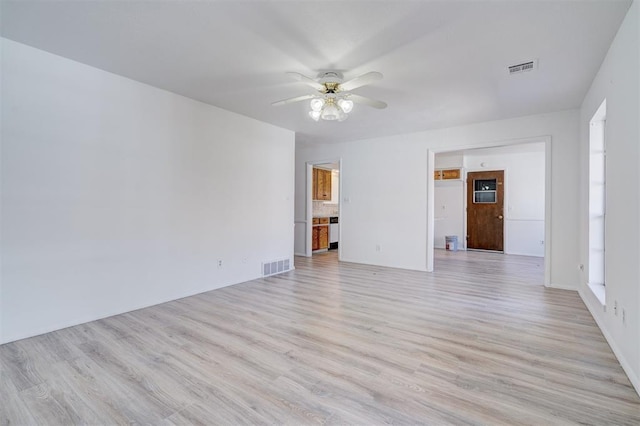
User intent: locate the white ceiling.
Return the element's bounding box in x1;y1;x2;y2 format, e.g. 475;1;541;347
1;0;632;145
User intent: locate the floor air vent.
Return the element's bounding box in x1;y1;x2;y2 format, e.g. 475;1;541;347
262;258;291;277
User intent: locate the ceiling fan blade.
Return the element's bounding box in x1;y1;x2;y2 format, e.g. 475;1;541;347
271;94;315;106
339;71;383;92
286;72;325;91
349;94;387;109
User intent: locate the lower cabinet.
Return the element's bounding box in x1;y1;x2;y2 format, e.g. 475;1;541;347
312;225;329;251
312;226;319;251
318;226;328;249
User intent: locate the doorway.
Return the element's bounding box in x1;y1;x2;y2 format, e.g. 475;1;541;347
429;138;550;285
305;160;341;257
466;170;504;251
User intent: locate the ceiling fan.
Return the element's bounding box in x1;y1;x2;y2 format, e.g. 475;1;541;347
272;71;387;121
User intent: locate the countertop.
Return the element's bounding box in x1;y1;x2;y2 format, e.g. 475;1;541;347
312;216;337;227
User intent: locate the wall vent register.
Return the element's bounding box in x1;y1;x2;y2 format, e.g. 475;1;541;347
262;258;291;277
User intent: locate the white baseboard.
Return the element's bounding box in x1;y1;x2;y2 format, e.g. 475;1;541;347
545;282;578;291
579;288;640;397
338;257;428;272
1;273;262;345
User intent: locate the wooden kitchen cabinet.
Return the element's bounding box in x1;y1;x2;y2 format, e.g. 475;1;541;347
441;168;461;180
312;224;329;251
312;226;319;251
322;170;332;199
313;168;332;200
312;168;318;197
434;168;462;181
318;225;329;249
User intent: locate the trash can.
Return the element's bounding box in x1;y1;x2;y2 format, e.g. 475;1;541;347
445;235;458;251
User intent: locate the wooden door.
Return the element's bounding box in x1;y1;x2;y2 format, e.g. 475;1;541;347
467;170;504;251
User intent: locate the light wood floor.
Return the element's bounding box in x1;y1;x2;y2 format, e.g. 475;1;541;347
2;250;639;425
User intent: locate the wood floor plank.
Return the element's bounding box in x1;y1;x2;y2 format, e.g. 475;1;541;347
1;249;639;424
0;369;38;425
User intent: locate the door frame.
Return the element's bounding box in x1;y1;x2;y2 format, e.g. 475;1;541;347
427;136;551;287
465;168;507;252
305;158;342;258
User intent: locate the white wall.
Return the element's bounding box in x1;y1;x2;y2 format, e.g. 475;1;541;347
434;152;463;169
0;39;295;344
578;1;640;393
434;181;464;249
433;153;464;250
296;110;579;287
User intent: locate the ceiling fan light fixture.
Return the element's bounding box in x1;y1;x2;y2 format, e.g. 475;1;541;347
273;70;386;122
337;98;353;113
321;102;340;120
310;98;324;111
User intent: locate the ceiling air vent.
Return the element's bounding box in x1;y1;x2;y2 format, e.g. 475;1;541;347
508;60;537;75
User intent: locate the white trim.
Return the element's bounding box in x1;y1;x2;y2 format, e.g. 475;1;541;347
543;136;552;287
295;219;308;256
579;288;640;397
588;283;606;305
546;283;578;291
306;158;343;260
1;275;262;344
306;163;313;257
339;257;428;273
426;150;435;272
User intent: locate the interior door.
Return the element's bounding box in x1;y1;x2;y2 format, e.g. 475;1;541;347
467;170;504;251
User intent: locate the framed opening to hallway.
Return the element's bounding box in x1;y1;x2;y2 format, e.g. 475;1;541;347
427;136;551;287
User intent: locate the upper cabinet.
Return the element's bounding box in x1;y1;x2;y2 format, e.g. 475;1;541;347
313;168;332;200
434;168;462;181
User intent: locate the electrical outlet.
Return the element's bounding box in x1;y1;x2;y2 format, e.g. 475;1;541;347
217;260;223;268
540;240;544;245
375;244;381;252
579;264;584;271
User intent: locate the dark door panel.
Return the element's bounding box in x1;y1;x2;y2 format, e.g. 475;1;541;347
467;170;504;251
